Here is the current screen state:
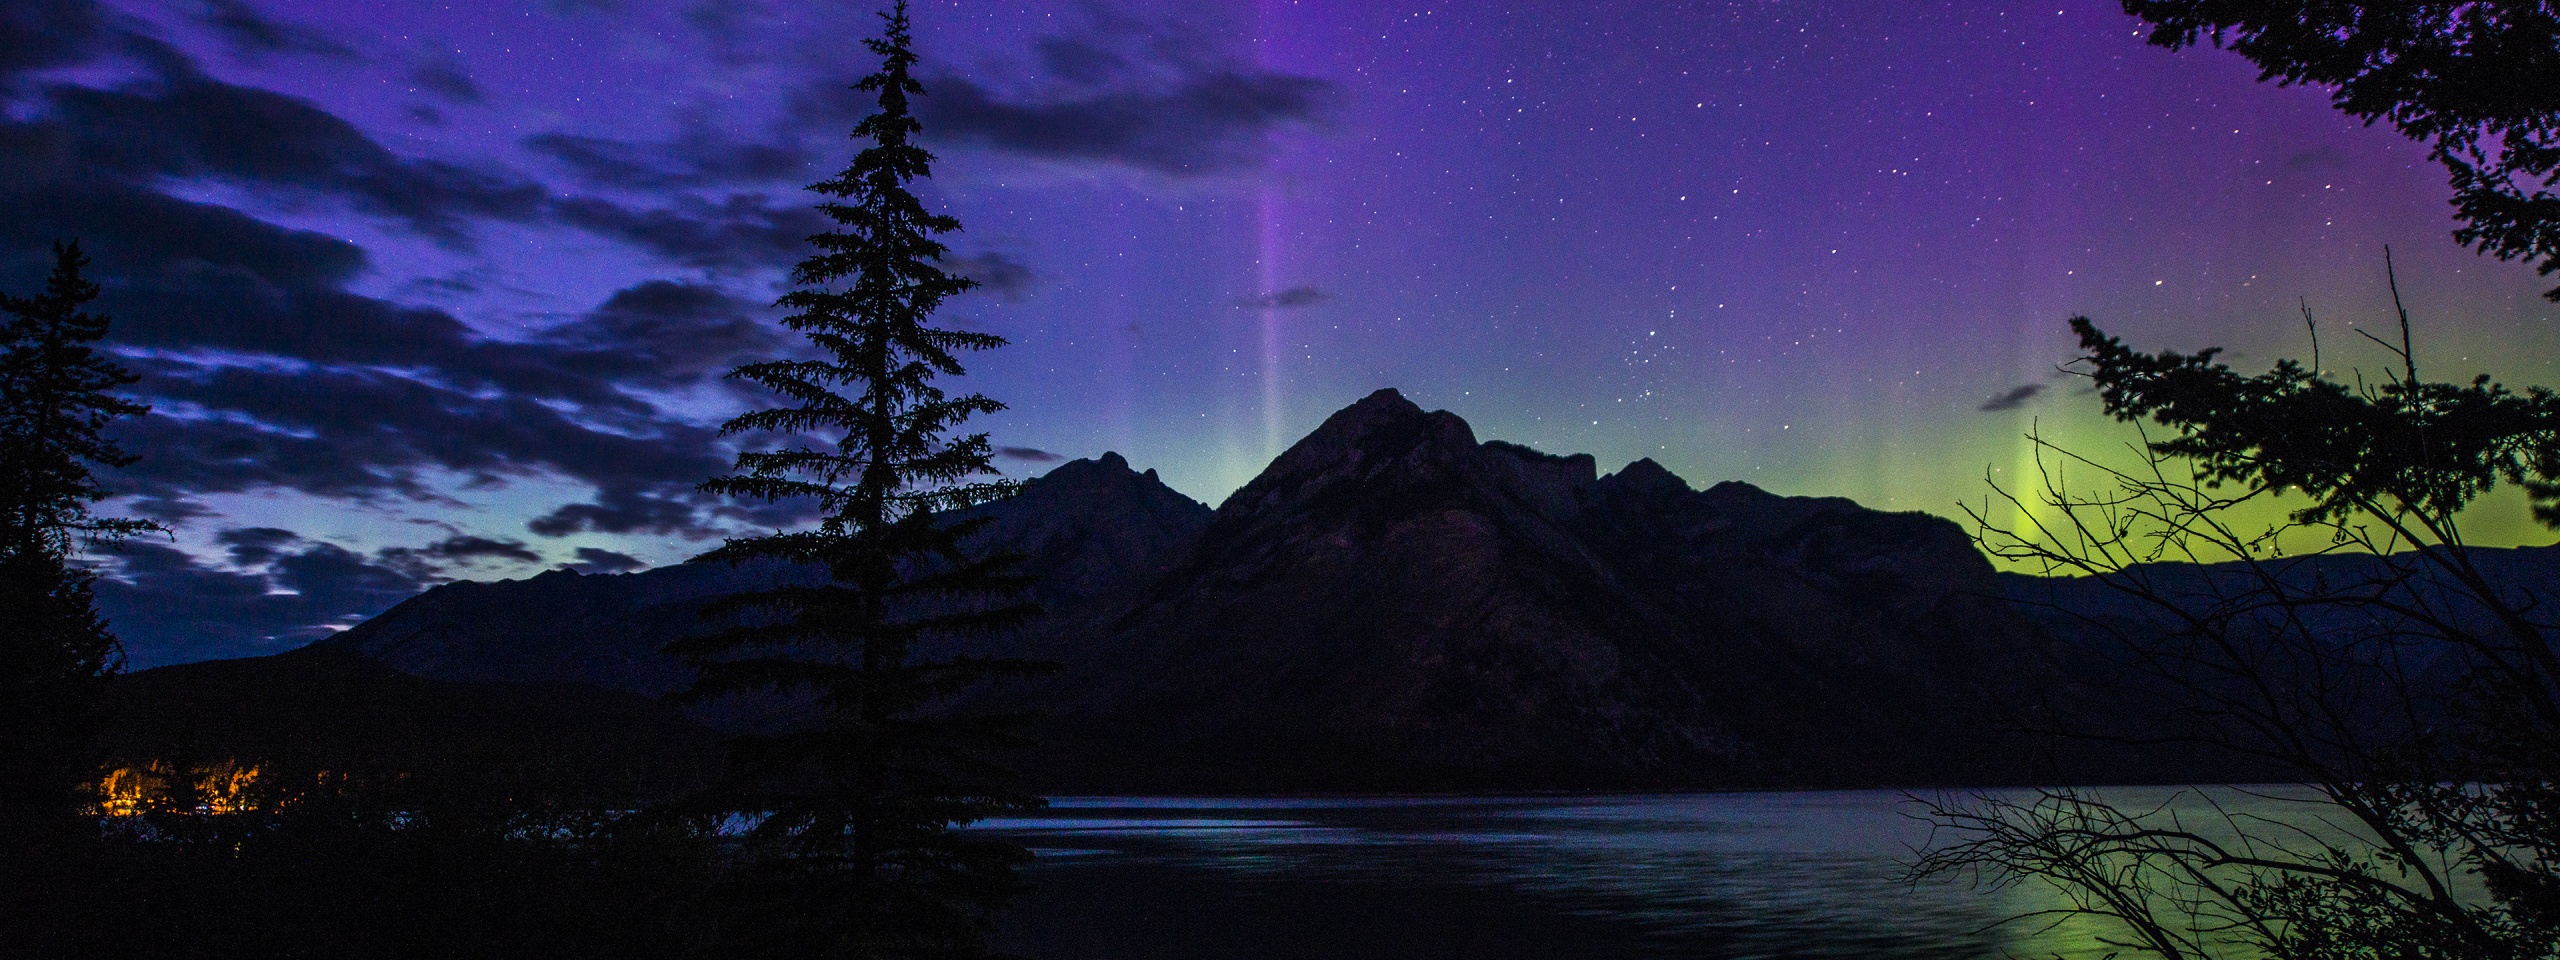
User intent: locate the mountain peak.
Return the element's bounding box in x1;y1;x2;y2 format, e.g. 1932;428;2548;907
1017;452;1205;516
1301;388;1459;450
1599;458;1692;501
1220;388;1480;513
1035;450;1149;488
1350;386;1418;414
1046;450;1164;489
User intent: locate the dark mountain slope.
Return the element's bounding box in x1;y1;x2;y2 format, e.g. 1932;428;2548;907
1007;389;2078;791
1999;546;2560;644
1567;458;2071;786
1997;547;2560;775
936;452;1214;663
234;389;2189;791
322;453;1212;697
1019;391;1734;790
319;562;787;696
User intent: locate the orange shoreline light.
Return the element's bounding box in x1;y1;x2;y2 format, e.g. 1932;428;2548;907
95;760;263;817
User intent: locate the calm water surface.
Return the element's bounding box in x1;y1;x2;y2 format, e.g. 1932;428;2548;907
984;789;2316;960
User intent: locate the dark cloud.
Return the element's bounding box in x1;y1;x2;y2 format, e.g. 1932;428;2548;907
924;69;1333;175
114;360;729;521
0;36;777;357
122;494;214;524
589;277;743;317
273;542;426;609
527;133;670;185
527;127;812;189
217;526;301;566
665;134;816;184
551;193;825;269
0;182;365;292
2285;146;2347;172
529;486;710;537
0;8;807;551
0;173;767;416
375;534;542;581
998;446;1065;464
404;274;477;296
1033;36;1130;86
201;0;357;61
566;547;646;574
766;15;1334;178
1239;286;1327;310
408;54;484;104
678;0;745;29
93;537;427;667
94;524;637;666
542;279;784;379
1978;384;2046;412
681;0;766;63
1;0;107;81
0;189;753;530
11;69;546;243
948;252;1035;299
421;535;543;564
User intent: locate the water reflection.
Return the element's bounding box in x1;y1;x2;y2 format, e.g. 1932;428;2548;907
987;789;2307;960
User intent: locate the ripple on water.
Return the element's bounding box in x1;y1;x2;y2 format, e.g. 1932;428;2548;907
992;790;2305;960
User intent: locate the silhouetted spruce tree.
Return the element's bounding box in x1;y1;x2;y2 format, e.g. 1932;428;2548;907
0;241;154;835
667;5;1048;957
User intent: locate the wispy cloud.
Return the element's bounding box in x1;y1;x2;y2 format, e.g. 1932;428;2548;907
1238;286;1328;310
998;446;1065;464
1977;384;2045;412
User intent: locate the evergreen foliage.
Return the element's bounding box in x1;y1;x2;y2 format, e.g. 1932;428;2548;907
2120;1;2560;299
1920;303;2560;959
667;5;1050;956
0;240;153;833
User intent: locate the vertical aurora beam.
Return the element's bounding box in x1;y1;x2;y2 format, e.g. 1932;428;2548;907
1251;0;1287;460
1256;189;1285;457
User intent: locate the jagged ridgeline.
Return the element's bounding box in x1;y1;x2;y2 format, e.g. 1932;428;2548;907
139;388;2307;791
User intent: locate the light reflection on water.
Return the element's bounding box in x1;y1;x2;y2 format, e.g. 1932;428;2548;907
986;789;2309;960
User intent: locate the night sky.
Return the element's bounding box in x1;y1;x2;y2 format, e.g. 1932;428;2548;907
8;0;2556;667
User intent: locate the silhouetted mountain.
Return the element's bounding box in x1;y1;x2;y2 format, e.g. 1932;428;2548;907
209;389;2266;791
1996;546;2560;773
320;560;822;696
1003;389;2076;790
103;645;722;802
2000;546;2560;645
954;451;1215;649
319;452;1211;697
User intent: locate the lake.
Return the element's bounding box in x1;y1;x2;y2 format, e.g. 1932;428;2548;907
983;789;2316;960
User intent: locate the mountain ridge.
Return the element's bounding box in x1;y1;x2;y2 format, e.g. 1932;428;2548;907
315;388;2090;789
265;388;2246;790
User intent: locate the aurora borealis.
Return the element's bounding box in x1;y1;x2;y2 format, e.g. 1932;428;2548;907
7;0;2555;666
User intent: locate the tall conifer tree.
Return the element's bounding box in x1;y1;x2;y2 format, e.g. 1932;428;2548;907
669;5;1046;956
0;241;153;833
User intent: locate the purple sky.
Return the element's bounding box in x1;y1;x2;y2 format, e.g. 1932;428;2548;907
7;0;2554;666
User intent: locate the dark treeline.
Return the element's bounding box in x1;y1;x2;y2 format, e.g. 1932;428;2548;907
1;5;1042;959
8;757;729;960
